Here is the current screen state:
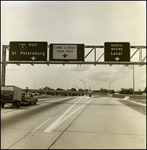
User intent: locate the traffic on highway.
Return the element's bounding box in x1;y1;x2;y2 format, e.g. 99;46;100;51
1;94;146;149
1;86;38;108
1;1;146;149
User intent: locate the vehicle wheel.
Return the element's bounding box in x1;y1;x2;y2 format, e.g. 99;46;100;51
27;101;31;105
16;102;20;108
34;100;37;104
1;103;5;108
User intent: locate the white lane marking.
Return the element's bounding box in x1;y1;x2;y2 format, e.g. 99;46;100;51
44;97;82;133
44;98;95;133
32;97;81;132
32;117;52;132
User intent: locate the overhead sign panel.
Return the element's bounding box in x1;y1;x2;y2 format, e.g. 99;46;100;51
104;42;130;61
9;41;48;61
50;44;84;61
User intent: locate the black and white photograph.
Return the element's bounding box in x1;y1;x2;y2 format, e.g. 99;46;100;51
1;1;146;149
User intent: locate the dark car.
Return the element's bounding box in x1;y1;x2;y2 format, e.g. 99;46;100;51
22;92;38;105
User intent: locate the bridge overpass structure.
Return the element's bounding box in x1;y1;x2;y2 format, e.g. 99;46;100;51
22;88;86;96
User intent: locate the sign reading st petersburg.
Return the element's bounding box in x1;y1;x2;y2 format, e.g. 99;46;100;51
50;44;85;61
9;41;48;61
104;42;130;61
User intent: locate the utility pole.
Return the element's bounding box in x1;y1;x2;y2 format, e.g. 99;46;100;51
34;82;37;89
109;80;115;94
80;79;86;90
127;65;135;99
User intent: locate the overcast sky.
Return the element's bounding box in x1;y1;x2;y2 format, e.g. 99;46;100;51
1;1;146;91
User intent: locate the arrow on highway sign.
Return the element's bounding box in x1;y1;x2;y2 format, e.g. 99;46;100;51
62;54;68;58
31;56;36;61
114;57;120;61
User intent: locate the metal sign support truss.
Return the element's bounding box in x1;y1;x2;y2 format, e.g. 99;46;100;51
1;45;146;86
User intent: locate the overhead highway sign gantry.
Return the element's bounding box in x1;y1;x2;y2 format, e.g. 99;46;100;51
1;42;146;86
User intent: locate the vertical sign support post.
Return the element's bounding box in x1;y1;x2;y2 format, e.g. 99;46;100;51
133;65;135;100
94;47;96;65
1;45;6;86
139;47;142;67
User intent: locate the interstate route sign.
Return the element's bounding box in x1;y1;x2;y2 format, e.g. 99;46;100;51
9;41;48;61
104;42;130;61
49;44;85;61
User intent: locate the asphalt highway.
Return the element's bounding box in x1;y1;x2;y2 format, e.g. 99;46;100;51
1;95;146;149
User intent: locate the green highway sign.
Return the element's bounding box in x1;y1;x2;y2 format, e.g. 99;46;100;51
104;42;130;61
9;41;48;61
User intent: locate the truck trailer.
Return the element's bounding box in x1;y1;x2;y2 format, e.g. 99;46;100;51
1;85;22;108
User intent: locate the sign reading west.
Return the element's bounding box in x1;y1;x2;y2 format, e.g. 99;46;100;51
9;41;48;61
50;44;85;61
104;42;130;61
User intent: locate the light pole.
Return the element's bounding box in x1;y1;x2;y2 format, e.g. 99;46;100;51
67;84;70;90
80;79;86;90
109;80;115;94
34;82;37;89
127;65;135;99
72;85;79;90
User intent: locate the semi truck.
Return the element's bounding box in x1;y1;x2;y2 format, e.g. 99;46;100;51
1;85;22;108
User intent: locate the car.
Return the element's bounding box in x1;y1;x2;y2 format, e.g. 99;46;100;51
22;92;38;105
32;92;40;97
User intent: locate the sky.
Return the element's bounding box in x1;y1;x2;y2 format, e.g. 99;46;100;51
1;1;146;91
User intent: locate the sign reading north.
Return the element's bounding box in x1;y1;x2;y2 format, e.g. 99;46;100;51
104;42;130;61
9;41;48;61
50;44;84;61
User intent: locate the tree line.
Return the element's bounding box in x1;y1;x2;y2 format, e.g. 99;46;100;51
40;86;146;95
